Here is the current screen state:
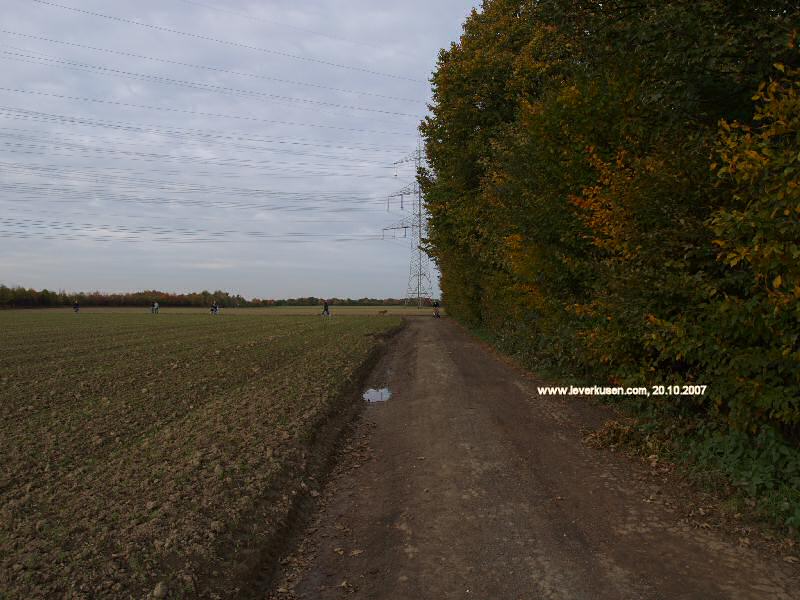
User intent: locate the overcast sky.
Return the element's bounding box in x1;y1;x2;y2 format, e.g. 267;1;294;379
0;0;479;299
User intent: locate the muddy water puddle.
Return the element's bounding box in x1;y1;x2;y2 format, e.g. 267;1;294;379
363;388;391;403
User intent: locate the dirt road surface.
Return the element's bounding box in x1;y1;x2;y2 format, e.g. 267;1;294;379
272;318;799;599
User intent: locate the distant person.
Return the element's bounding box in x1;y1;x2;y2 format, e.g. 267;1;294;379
211;301;219;316
432;300;441;319
154;301;159;314
151;302;156;314
322;300;330;317
73;301;80;314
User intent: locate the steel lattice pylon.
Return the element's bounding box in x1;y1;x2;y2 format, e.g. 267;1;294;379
404;144;433;308
383;143;434;308
406;177;433;308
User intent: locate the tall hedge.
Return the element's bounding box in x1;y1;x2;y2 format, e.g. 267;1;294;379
421;0;799;434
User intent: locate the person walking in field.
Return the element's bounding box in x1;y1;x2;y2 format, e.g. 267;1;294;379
322;299;331;317
73;301;80;313
210;301;219;316
432;299;441;319
154;301;159;314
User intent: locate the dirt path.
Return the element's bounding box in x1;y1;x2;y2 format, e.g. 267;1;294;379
271;318;799;599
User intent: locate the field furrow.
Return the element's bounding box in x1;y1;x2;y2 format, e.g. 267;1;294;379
0;309;401;599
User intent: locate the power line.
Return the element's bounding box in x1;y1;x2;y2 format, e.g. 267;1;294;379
0;88;416;137
0;50;423;118
0;128;405;170
0;107;412;154
0;218;376;238
0;3;432;257
0;161;392;199
0;141;410;184
0;216;386;244
27;0;426;83
0;159;403;215
0;176;383;206
0;182;392;214
172;0;412;58
3;200;373;224
0;30;423;104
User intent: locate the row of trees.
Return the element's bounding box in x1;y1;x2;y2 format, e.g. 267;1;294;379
0;285;411;308
421;0;799;436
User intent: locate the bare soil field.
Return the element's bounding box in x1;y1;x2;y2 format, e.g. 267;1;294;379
0;310;401;599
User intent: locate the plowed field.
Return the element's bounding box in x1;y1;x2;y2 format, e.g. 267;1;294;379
0;310;401;599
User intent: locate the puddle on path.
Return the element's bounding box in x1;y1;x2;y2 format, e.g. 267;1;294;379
363;387;391;403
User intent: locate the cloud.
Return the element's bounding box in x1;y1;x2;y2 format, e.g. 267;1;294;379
0;0;477;297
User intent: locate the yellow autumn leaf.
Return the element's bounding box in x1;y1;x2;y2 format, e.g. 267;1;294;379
773;275;783;288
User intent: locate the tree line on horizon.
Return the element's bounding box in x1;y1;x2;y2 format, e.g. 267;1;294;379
421;0;799;441
0;285;413;309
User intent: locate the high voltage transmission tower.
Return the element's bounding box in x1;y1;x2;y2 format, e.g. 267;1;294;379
383;143;433;308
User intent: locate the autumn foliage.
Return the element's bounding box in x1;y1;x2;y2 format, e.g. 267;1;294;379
421;1;799;436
